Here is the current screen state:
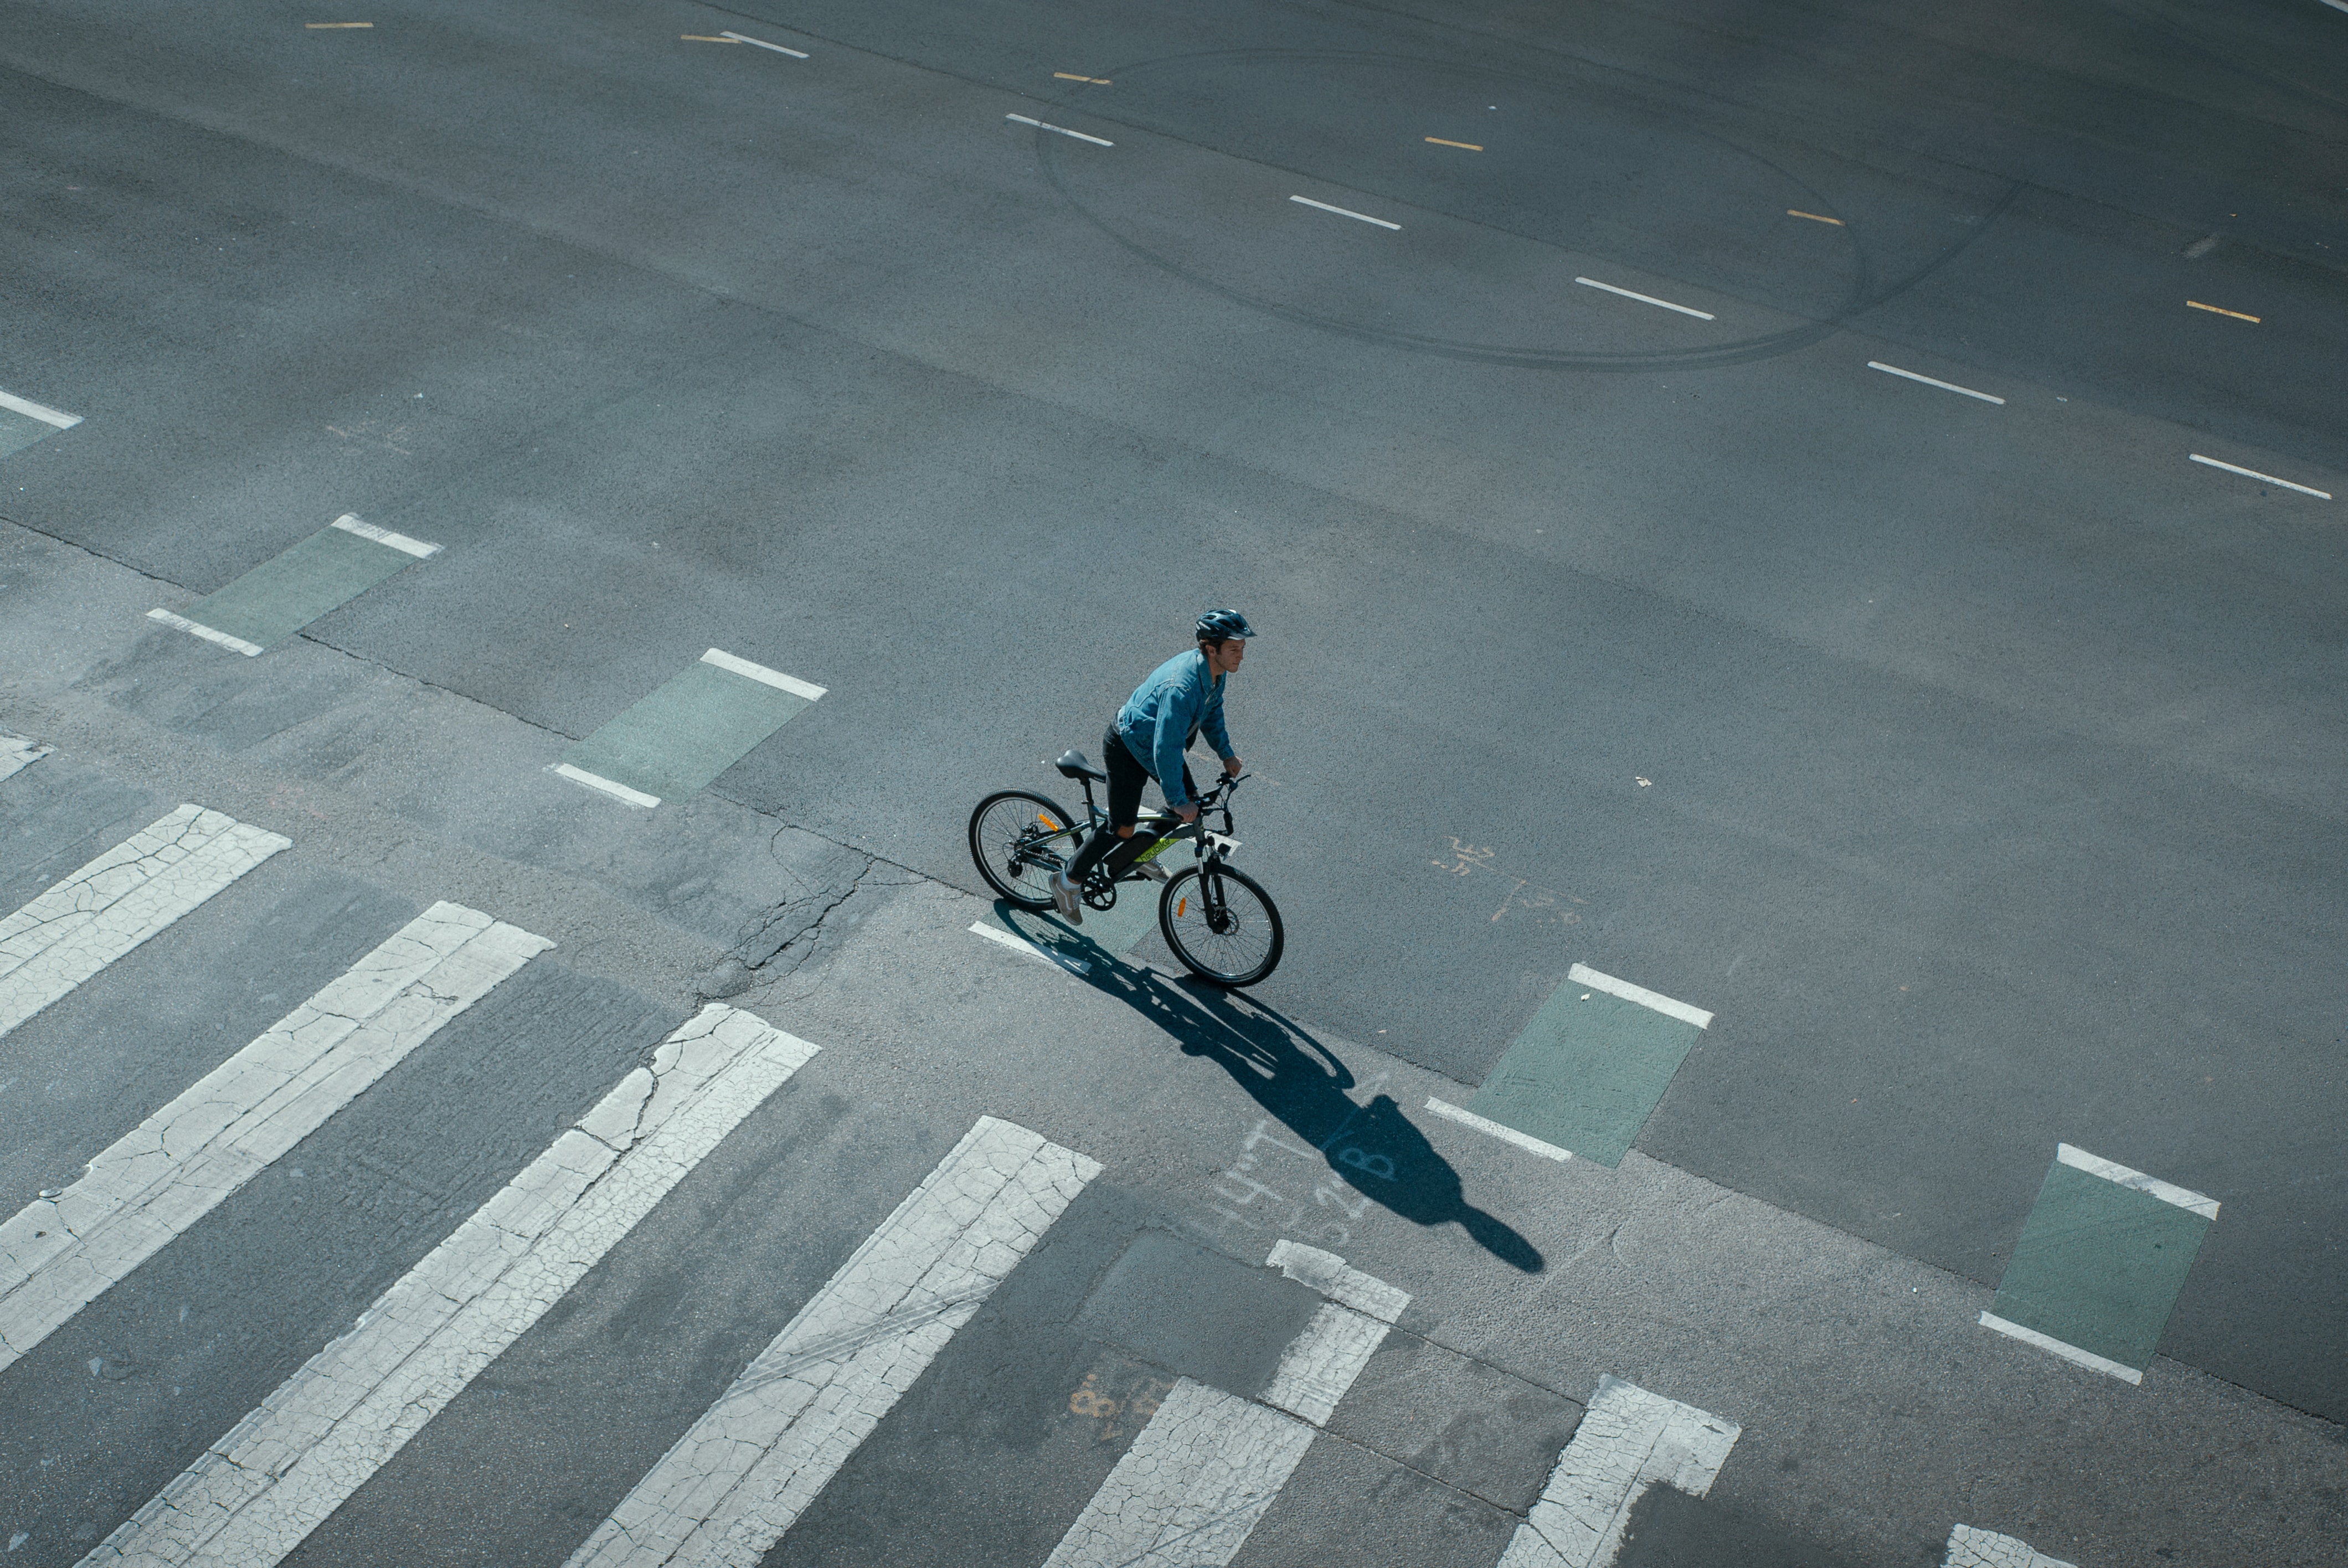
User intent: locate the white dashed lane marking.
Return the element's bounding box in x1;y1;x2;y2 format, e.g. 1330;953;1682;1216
567;1116;1100;1568
1499;1375;1741;1568
2189;452;2331;500
1289;195;1400;229
81;1005;815;1568
1006;113;1114;146
720;30;807;56
1042;1242;1408;1567
0;388;82;430
0;731;53;782
1573;276;1715;321
0;804;289;1041
1867;360;2005;405
0;902;544;1376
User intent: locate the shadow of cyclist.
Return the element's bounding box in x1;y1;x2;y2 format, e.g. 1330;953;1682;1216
1020;914;1542;1274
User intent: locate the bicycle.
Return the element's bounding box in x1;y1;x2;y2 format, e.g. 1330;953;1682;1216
967;749;1285;987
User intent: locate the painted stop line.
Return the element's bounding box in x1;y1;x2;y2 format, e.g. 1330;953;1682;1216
1435;963;1713;1167
1979;1143;2219;1384
556;648;824;808
147;514;440;655
0;387;83;459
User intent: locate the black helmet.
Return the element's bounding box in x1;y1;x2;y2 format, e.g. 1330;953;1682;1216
1196;608;1257;642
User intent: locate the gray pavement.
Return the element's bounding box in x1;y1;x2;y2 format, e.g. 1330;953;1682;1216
3;0;2345;1564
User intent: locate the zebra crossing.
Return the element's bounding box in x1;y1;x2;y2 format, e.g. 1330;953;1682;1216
1;749;2083;1568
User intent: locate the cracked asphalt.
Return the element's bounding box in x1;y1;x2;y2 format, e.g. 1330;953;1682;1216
3;0;2346;1564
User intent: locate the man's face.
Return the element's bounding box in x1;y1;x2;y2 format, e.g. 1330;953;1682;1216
1207;638;1247;675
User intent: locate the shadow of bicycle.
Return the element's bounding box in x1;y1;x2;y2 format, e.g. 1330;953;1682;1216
992;901;1543;1275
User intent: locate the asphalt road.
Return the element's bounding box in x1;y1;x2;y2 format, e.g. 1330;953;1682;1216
2;0;2344;1564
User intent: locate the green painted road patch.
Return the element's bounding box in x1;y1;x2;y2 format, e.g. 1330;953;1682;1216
1981;1144;2218;1383
0;388;83;459
558;649;823;807
148;515;440;655
1462;962;1712;1167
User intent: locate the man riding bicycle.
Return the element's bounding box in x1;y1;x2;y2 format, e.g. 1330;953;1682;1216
1052;609;1254;922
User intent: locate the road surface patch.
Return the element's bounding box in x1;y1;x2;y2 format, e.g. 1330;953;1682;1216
146;513;439;656
0;901;543;1374
557;648;823;808
2189;452;2331;499
0;803;287;1041
86;1004;813;1568
1042;1242;1407;1567
1867;361;2004;404
0;387;82;459
1501;1375;1741;1568
1977;1143;2218;1385
1943;1523;2075;1567
1452;963;1712;1167
1574;277;1715;321
567;1117;1099;1568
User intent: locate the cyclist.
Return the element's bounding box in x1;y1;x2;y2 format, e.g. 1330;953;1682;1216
1052;609;1254;922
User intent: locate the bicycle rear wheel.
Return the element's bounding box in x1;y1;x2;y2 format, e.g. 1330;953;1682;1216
1159;864;1284;987
969;790;1080;910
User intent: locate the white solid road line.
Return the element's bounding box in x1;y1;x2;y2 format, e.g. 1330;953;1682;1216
1943;1522;2077;1568
719;30;807;56
0;804;289;1040
1568;962;1713;1029
1042;1244;1407;1568
1;731;55;782
1867;360;2006;405
145;606;264;657
2324;0;2348;15
552;761;662;808
700;648;827;700
1573;276;1714;321
1425;1097;1573;1161
967;919;1090;973
0;902;544;1375
1499;1375;1742;1568
330;513;441;558
1975;1311;2143;1385
1290;194;1400;230
0;388;83;429
83;1005;816;1568
1006;113;1114;147
2189;452;2332;500
2056;1143;2220;1220
568;1116;1100;1568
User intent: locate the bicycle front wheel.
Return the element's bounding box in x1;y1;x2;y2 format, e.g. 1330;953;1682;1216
1160;864;1284;987
969;790;1080;910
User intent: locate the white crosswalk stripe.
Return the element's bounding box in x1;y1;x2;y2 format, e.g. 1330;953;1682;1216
0;901;547;1374
78;1004;818;1568
1041;1241;1409;1568
566;1116;1101;1568
1943;1523;2076;1568
1499;1376;1742;1568
0;803;289;1039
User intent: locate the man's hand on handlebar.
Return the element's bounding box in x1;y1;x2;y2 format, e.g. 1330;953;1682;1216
1172;803;1200;823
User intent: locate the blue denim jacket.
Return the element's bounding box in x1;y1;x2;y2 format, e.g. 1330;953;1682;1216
1114;650;1232;808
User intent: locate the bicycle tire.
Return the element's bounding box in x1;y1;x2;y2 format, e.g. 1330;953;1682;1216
969;790;1080;910
1158;864;1284;987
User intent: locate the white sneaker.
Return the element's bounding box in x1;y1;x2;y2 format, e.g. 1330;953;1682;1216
1050;869;1083;924
1136;860;1170;884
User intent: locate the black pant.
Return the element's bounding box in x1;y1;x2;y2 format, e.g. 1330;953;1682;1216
1065;723;1194;881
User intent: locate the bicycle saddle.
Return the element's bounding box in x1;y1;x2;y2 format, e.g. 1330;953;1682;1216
1055;750;1108;782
